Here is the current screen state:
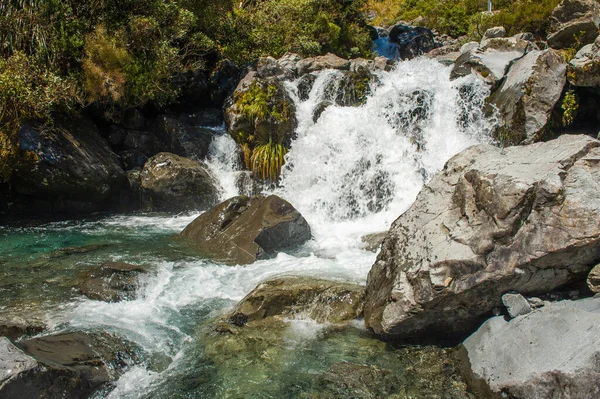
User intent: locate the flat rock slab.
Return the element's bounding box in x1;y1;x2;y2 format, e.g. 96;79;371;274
181;195;311;265
79;262;149;302
0;338;37;390
462;298;600;398
365;135;600;340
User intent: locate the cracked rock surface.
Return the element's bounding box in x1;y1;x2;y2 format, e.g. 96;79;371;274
364;135;600;339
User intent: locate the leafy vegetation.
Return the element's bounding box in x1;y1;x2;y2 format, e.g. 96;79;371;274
366;0;561;39
561;90;579;127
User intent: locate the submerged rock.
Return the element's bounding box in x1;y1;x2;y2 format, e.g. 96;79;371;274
461;298;600;398
489;49;567;144
364;135;600;340
0;316;45;341
228;276;364;325
140;152;220;212
0;332;137;399
547;0;600;49
79;262;148;302
180;195;311;265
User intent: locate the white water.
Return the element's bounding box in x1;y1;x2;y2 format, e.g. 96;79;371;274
47;58;494;397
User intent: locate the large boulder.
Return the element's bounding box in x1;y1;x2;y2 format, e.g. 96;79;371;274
208;59;241;108
140;152;220;212
387;24;437;60
228;276;364;326
488;49;567;145
364;135;600;340
11;114;126;213
0;332;137;399
79;262;148;302
180;195;311;265
451;37;537;85
569;35;600;88
547;0;600;49
154;115;214;160
461;298;600;398
296;53;351;75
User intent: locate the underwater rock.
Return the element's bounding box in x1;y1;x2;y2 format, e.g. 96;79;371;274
140;152;220;212
547;0;600;49
461;297;600;398
181;195;311;265
228;276;364;325
365;135;600;340
79;262;149;302
0;332;137;399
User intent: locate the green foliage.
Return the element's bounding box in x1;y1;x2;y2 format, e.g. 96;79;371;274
561;90;579;127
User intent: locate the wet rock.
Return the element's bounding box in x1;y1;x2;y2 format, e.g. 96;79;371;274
228;276;364;325
311;363;401;399
208;59;241;108
312;101;333;123
0;337;38;390
297;74;317;101
181;195;311;265
0;316;45;341
140;152;220;212
364;135;600;340
361;232;387;252
79;262;148;302
118;150;148;170
482;26;506;40
172;68;212;108
257;56;293;80
569;36;600;88
0;332;138;399
123;130;161;157
296;53;351;74
502;292;532;318
451;37;537;85
12;114;126;214
461;298;600;398
489;49;567;144
119;169;142;211
49;244;110;259
328;69;376;107
587;264;600;293
547;0;600;49
425;44;461;66
154;115;214;160
388;24;437;60
177;108;224;127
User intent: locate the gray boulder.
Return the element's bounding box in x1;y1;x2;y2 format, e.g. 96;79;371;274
296;53;351;74
587;264;600;293
488;49;567;145
547;0;600;49
569;35;600;88
502;292;532;318
451;37;537;85
0;337;38;390
482;26;506;40
461;298;600;399
140;152;220;212
228;276;364;326
181;195;311;265
364;135;600;339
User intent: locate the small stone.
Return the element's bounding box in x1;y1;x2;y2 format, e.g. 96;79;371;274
526;297;545;309
502;292;532;319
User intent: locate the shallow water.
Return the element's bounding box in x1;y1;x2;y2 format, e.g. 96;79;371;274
0;58;494;398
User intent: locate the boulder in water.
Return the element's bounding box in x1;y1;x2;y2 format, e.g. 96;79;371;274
180;195;311;265
489;49;567;144
140;152;220;212
0;332;137;399
461;298;600;398
11;114;126;214
228;276;364;325
364;135;600;340
79;262;148;302
547;0;600;49
387;24;436;60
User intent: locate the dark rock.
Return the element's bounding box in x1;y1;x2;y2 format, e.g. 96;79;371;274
547;0;600;49
502;292;532;318
0;317;45;341
118;150;148;170
49;244;109;259
181;195;311;265
228;276;364;325
209;60;241;108
297;73;317;101
256;56;293;79
107;125;126;148
0;332;137;399
140;152;220;212
79;262;148;302
328;69;375;107
172;69;212;108
388;24;436;60
11;114;126;214
120;169;143;211
123;130;161;157
178;108;224;127
489;49;567;144
461;298;600;398
121;109;148;131
312;363;401;399
364;135;600;340
312;101;332;123
154;115;214;159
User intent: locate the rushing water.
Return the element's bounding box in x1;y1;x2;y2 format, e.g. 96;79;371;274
0;58;494;398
